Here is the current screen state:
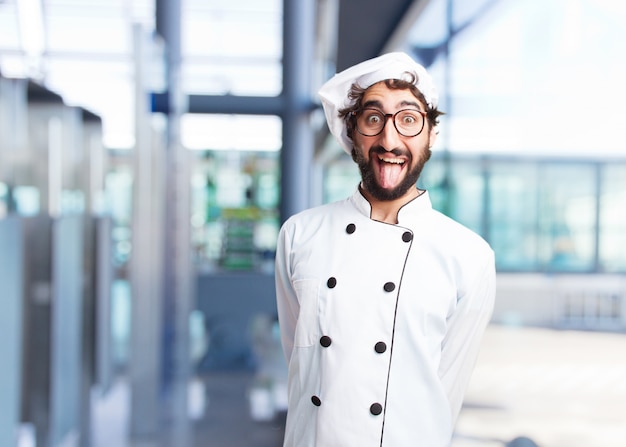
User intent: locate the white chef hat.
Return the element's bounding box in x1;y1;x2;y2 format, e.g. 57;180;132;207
318;51;438;154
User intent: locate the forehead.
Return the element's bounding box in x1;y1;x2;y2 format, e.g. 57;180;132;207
361;81;425;110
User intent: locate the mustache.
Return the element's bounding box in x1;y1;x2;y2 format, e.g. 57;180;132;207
369;146;410;158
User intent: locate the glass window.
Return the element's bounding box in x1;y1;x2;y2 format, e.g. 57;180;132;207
536;163;597;272
448;159;485;235
182;113;281;272
191;150;279;272
418;155;449;213
182;0;283;97
599;164;626;272
420;155;485;236
323;157;360;204
416;155;486;235
105;165;134;269
488;161;539;271
0;182;7;218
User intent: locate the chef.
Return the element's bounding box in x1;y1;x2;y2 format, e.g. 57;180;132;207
275;52;496;447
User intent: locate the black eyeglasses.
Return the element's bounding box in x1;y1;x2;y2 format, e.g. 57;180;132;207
353;108;426;137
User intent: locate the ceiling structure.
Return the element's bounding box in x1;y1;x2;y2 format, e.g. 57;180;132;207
4;0;625;158
335;0;430;71
0;0;433;149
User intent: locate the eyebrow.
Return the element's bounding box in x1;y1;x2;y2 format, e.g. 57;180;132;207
362;99;423;111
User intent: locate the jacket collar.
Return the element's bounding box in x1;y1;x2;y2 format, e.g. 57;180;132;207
349;185;433;226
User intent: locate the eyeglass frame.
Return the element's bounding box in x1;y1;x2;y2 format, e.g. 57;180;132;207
351;107;427;138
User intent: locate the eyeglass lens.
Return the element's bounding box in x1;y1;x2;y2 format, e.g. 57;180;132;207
356;109;424;137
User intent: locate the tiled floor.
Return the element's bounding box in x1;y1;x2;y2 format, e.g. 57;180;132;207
196;372;286;447
452;326;626;447
92;326;626;447
92;371;285;447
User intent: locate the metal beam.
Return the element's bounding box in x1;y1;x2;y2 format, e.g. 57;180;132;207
151;92;288;116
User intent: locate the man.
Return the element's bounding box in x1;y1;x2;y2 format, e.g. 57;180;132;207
275;52;495;446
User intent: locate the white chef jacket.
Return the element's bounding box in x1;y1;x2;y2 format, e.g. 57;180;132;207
275;188;496;447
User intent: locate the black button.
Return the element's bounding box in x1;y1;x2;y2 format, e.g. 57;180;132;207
402;231;413;242
311;395;321;406
374;342;387;353
383;282;396;292
320;336;332;347
370;403;383;415
346;223;356;234
327;277;337;288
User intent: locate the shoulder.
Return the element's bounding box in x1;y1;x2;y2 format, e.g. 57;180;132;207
426;209;494;262
280;198;353;232
277;199;357;256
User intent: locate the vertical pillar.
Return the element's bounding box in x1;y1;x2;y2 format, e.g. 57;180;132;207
156;0;194;445
50;215;84;446
129;24;163;438
280;0;317;222
592;162;601;272
0;217;24;447
440;0;454;216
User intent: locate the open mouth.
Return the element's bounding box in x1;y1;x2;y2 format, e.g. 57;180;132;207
378;154;405;165
376;154;407;188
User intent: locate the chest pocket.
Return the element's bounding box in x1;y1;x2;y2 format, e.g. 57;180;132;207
293;279;319;347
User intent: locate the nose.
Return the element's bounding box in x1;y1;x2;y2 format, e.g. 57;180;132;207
378;116;403;150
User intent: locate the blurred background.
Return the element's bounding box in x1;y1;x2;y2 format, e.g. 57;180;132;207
0;0;625;446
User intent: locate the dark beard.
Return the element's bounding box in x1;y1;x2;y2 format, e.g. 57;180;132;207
353;145;431;201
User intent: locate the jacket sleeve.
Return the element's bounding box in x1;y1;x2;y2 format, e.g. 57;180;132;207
438;247;496;424
275;222;298;363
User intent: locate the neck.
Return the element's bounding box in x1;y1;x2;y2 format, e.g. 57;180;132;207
360;185;421;224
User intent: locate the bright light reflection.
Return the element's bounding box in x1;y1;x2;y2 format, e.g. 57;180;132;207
407;0;626;158
16;0;45;57
181;114;282;151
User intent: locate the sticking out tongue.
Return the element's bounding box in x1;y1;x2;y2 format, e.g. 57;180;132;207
377;158;404;189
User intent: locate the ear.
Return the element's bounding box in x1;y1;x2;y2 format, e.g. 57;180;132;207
428;125;438;148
